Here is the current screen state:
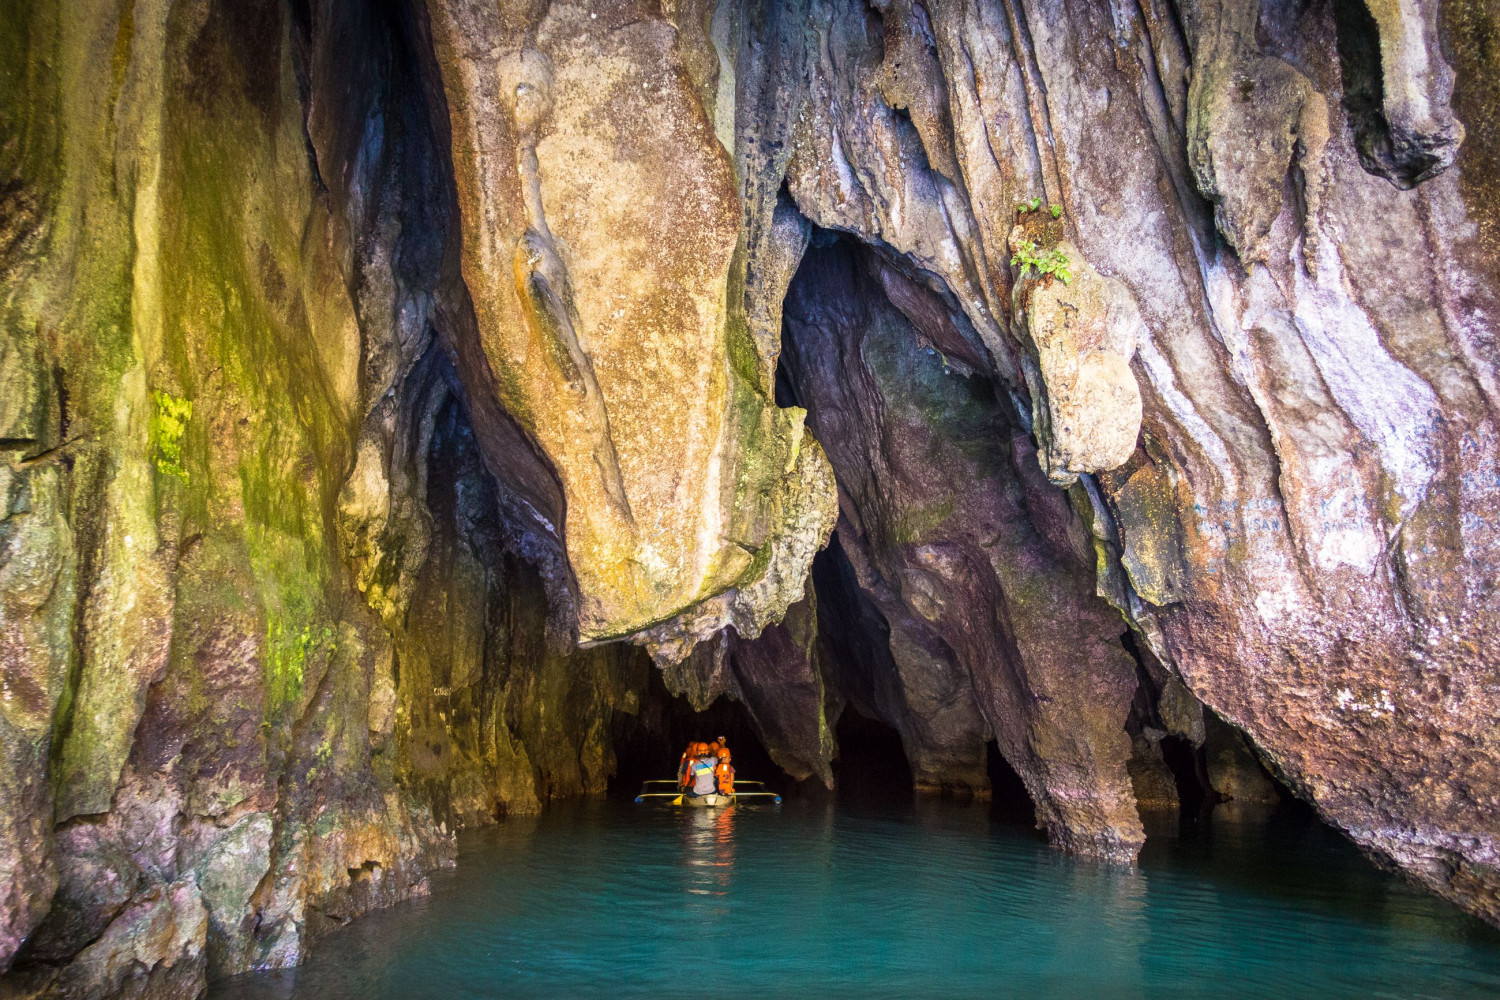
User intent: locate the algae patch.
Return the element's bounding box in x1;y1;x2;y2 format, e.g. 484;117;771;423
264;614;334;716
150;389;192;480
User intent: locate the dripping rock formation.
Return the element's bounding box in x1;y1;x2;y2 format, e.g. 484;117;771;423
1;0;1498;994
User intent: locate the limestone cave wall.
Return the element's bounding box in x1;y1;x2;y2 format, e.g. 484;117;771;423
0;2;657;994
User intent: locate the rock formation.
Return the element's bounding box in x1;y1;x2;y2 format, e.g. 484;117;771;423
0;2;656;992
423;0;838;655
2;0;1499;993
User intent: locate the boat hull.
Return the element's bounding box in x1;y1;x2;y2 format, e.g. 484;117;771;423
682;792;736;808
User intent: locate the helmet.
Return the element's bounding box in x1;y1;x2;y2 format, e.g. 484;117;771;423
692;741;707;755
707;741;721;754
717;748;731;761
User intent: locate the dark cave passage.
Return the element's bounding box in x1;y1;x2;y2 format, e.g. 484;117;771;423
986;741;1038;829
779;227;1037;815
830;709;914;803
1118;628;1297;837
379;210;1338;850
770;222;1313;845
8;0;1500;992
1159;734;1214;824
606;666;783;799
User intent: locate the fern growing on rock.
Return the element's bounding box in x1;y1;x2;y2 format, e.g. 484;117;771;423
1010;238;1073;286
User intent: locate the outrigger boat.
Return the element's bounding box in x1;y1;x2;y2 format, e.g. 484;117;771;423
634;779;782;806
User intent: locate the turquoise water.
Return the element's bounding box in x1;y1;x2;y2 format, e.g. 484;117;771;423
214;799;1500;999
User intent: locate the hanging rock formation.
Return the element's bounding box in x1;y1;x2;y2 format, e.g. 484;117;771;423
755;0;1500;925
423;0;838;652
1008;227;1147;487
3;0;1500;993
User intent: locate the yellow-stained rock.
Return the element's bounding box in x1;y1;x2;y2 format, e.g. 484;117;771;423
426;0;835;646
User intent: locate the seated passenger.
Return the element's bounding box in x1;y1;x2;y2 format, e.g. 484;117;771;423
680;741;704;788
688;752;719;797
714;748;735;796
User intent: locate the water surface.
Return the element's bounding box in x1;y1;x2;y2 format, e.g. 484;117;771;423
214;799;1500;999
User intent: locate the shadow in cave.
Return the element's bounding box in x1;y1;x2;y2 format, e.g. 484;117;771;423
986;741;1038;830
1159;733;1213;830
1132;794;1494;940
607;666;783;800
830;708;914;805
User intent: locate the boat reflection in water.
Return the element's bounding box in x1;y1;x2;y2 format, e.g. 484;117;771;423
683;803;736;897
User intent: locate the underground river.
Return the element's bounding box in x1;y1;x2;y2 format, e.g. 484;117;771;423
12;2;1500;997
212;795;1500;1000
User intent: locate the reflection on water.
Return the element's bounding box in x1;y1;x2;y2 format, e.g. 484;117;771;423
682;805;737;897
213;798;1500;1000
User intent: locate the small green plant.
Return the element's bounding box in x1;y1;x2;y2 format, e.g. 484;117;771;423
1010;238;1073;285
1050;203;1063;219
150;390;193;479
1016;196;1043;214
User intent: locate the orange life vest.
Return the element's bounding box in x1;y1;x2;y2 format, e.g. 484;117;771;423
714;761;734;795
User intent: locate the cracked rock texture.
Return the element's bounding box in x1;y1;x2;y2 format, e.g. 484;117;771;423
754;0;1500;926
3;0;1500;992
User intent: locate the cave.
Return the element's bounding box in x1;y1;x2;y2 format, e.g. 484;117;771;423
985;742;1038;829
831;709;915;803
4;0;1500;996
606;666;782;801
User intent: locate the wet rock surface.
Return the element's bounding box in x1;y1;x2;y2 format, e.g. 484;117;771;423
753;0;1500;923
2;0;1500;993
0;0;660;992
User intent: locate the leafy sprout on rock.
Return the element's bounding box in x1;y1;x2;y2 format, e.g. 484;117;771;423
1011;238;1073;286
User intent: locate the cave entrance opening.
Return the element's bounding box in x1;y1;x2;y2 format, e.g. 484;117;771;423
1158;734;1214;826
985;741;1038;828
606;665;782;801
778;224;1049;822
830;708;914;803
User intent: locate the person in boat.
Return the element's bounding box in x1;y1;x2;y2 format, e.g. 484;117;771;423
687;750;720;799
680;741;706;789
714;747;734;796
